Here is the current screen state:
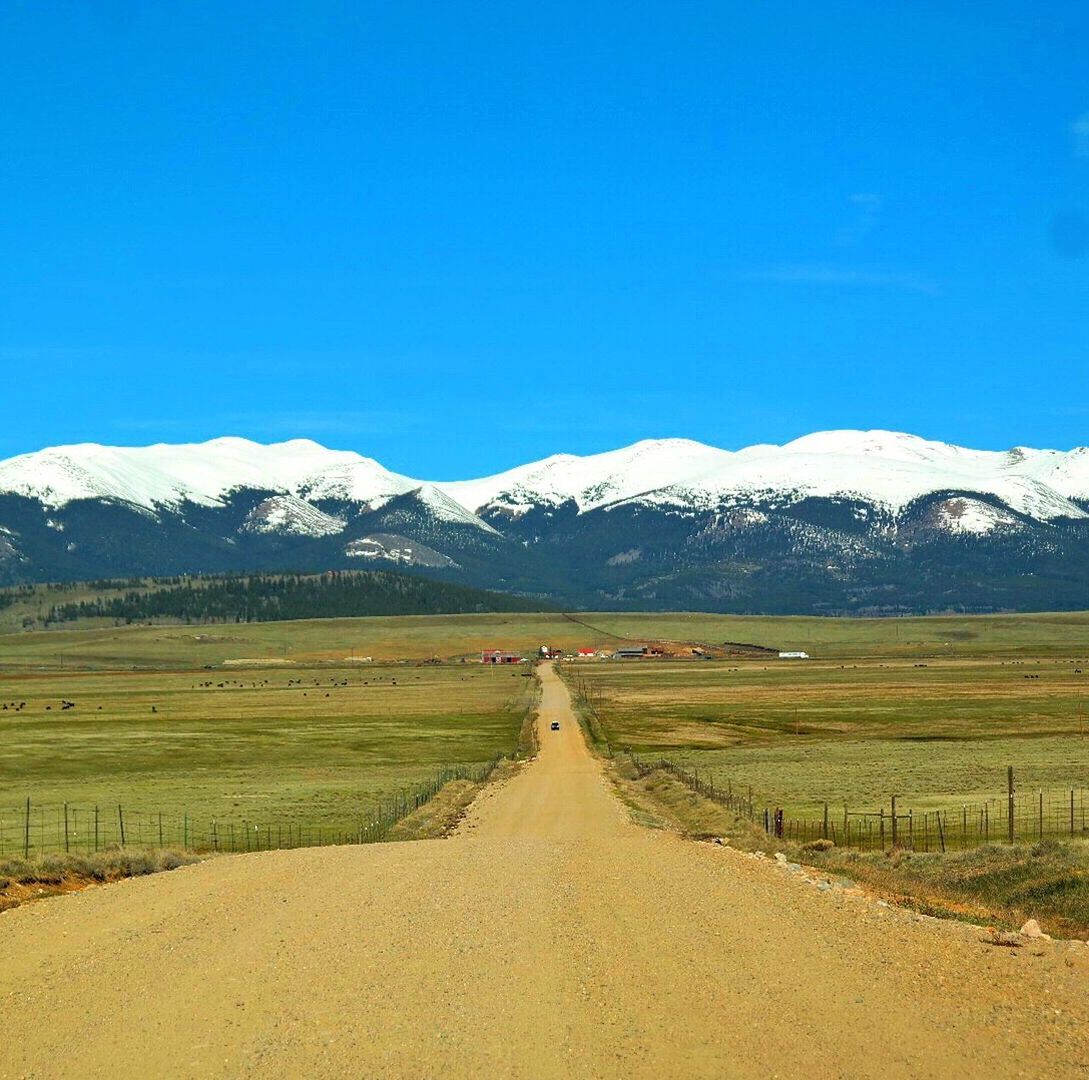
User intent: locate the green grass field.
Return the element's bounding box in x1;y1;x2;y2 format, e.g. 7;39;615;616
566;650;1089;816
4;608;1089;671
5;606;1089;856
0;660;535;854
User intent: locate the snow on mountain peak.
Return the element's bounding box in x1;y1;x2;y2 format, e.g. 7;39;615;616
781;429;959;461
240;495;347;538
436;430;1089;522
0;437;364;511
438;438;732;515
0;437;502;534
2;431;1089;531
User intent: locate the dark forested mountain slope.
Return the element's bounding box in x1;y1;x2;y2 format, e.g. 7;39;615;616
3;432;1089;614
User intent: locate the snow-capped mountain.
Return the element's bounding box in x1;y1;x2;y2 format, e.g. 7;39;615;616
2;431;1089;614
438;431;1089;523
0;436;493;527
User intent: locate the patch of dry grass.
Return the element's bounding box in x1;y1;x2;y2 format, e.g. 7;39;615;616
0;847;202;912
617;761;1089;938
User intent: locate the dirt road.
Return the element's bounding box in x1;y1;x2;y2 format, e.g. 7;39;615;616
3;663;1088;1078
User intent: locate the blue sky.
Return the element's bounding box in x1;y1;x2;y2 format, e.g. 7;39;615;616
1;1;1087;477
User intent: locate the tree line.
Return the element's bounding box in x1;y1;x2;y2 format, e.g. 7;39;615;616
40;570;545;625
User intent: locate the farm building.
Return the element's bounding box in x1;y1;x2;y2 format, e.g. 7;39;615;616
576;648;596;658
481;649;524;664
778;651;810;659
614;647;649;659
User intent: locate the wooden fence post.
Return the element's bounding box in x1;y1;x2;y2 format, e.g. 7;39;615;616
1007;766;1015;843
891;796;898;848
822;803;829;840
118;804;126;847
63;802;70;853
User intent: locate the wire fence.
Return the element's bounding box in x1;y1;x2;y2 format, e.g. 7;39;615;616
2;755;504;859
628;755;1089;853
562;668;1089;855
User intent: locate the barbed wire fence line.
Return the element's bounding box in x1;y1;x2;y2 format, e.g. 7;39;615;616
627;754;1089;852
562;664;1089;854
2;755;505;859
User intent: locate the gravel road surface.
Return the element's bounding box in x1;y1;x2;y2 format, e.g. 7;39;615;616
2;662;1088;1078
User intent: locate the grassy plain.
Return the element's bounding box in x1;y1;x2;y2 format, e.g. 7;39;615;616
4;606;1089;854
576;610;1089;658
4;608;1089;670
0;660;535;853
566;648;1089;814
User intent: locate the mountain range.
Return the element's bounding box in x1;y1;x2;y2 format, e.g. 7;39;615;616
2;430;1089;614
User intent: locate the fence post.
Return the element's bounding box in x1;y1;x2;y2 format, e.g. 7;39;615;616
118;804;126;847
822;803;829;840
63;801;70;853
94;805;99;852
23;796;30;859
1039;791;1044;839
891;796;898;848
1007;766;1015;843
936;810;946;853
1072;789;1076;837
879;807;885;851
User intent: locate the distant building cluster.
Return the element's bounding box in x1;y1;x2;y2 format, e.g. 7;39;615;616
478;645;812;663
481;649;524;664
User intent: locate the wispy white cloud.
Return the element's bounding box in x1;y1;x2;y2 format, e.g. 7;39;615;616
1072;114;1089;159
740;264;939;295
